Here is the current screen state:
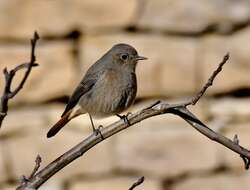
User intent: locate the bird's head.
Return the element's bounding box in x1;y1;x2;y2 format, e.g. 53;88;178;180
109;43;147;69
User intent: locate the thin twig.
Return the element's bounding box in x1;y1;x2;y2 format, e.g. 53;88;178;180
0;31;39;127
142;100;161;110
9;32;39;98
233;134;239;145
17;53;250;190
129;176;144;190
17;155;42;189
185;53;230;106
29;155;42;179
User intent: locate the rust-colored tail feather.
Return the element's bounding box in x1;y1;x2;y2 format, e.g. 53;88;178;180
47;112;71;138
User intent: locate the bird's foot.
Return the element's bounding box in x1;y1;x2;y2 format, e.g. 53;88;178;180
116;112;132;126
93;125;104;140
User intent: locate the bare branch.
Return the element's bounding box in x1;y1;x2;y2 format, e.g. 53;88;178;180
164;106;250;166
185;53;230;106
0;31;39;128
129;176;144;190
9;32;39;98
17;53;250;190
29;155;42;179
16;102;250;189
17;155;42;189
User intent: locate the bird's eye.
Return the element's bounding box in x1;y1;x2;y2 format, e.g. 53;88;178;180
120;54;129;61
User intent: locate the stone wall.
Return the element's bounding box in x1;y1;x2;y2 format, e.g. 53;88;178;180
1;1;250;189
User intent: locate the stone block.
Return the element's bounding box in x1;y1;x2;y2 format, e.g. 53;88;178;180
114;115;220;178
6;127;114;181
0;41;75;104
0;106;47;137
0;0;137;38
208;98;250;123
69;177;161;190
201;27;250;94
0;184;15;190
173;173;250;190
0;142;7;183
138;0;250;34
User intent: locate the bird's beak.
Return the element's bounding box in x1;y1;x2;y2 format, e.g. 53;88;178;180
135;55;148;61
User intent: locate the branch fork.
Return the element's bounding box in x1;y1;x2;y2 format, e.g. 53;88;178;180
0;32;39;127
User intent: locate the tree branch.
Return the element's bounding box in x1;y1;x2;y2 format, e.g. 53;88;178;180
185;53;229;106
18;155;42;189
17;53;250;190
0;32;39;128
129;176;144;190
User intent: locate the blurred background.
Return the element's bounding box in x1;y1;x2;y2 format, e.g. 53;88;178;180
1;0;250;189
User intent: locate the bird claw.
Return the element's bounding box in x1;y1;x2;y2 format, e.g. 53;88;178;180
93;125;104;140
116;113;131;126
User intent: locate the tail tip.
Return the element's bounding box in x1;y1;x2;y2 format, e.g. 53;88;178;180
46;131;54;138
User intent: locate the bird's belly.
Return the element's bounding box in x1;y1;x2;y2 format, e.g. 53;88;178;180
79;84;131;118
78;69;137;117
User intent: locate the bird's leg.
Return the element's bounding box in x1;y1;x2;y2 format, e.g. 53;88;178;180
88;114;104;140
116;112;132;126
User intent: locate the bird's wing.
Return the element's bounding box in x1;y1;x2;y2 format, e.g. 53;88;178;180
61;76;98;117
125;72;137;108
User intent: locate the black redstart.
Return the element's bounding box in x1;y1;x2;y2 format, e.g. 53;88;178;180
47;43;147;138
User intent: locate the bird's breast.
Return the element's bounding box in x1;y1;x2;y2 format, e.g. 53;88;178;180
79;69;137;117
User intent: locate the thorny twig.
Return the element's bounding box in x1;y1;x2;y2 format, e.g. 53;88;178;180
129;176;144;190
16;53;250;189
0;31;39;127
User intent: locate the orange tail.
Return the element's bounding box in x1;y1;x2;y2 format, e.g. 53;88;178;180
47;112;71;138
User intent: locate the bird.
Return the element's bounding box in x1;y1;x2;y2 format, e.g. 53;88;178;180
47;43;147;138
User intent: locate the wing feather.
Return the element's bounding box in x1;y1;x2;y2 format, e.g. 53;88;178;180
61;76;98;117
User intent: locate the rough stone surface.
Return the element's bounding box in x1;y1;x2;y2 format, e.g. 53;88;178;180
70;177;161;190
0;106;47;137
0;41;75;104
138;0;250;34
201;27;250;94
114;116;220;178
208;98;250;123
39;181;63;190
0;142;7;183
173;173;250;190
0;0;137;38
81;33;198;98
0;185;15;190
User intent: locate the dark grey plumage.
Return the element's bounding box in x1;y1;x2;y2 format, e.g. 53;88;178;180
47;43;147;138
